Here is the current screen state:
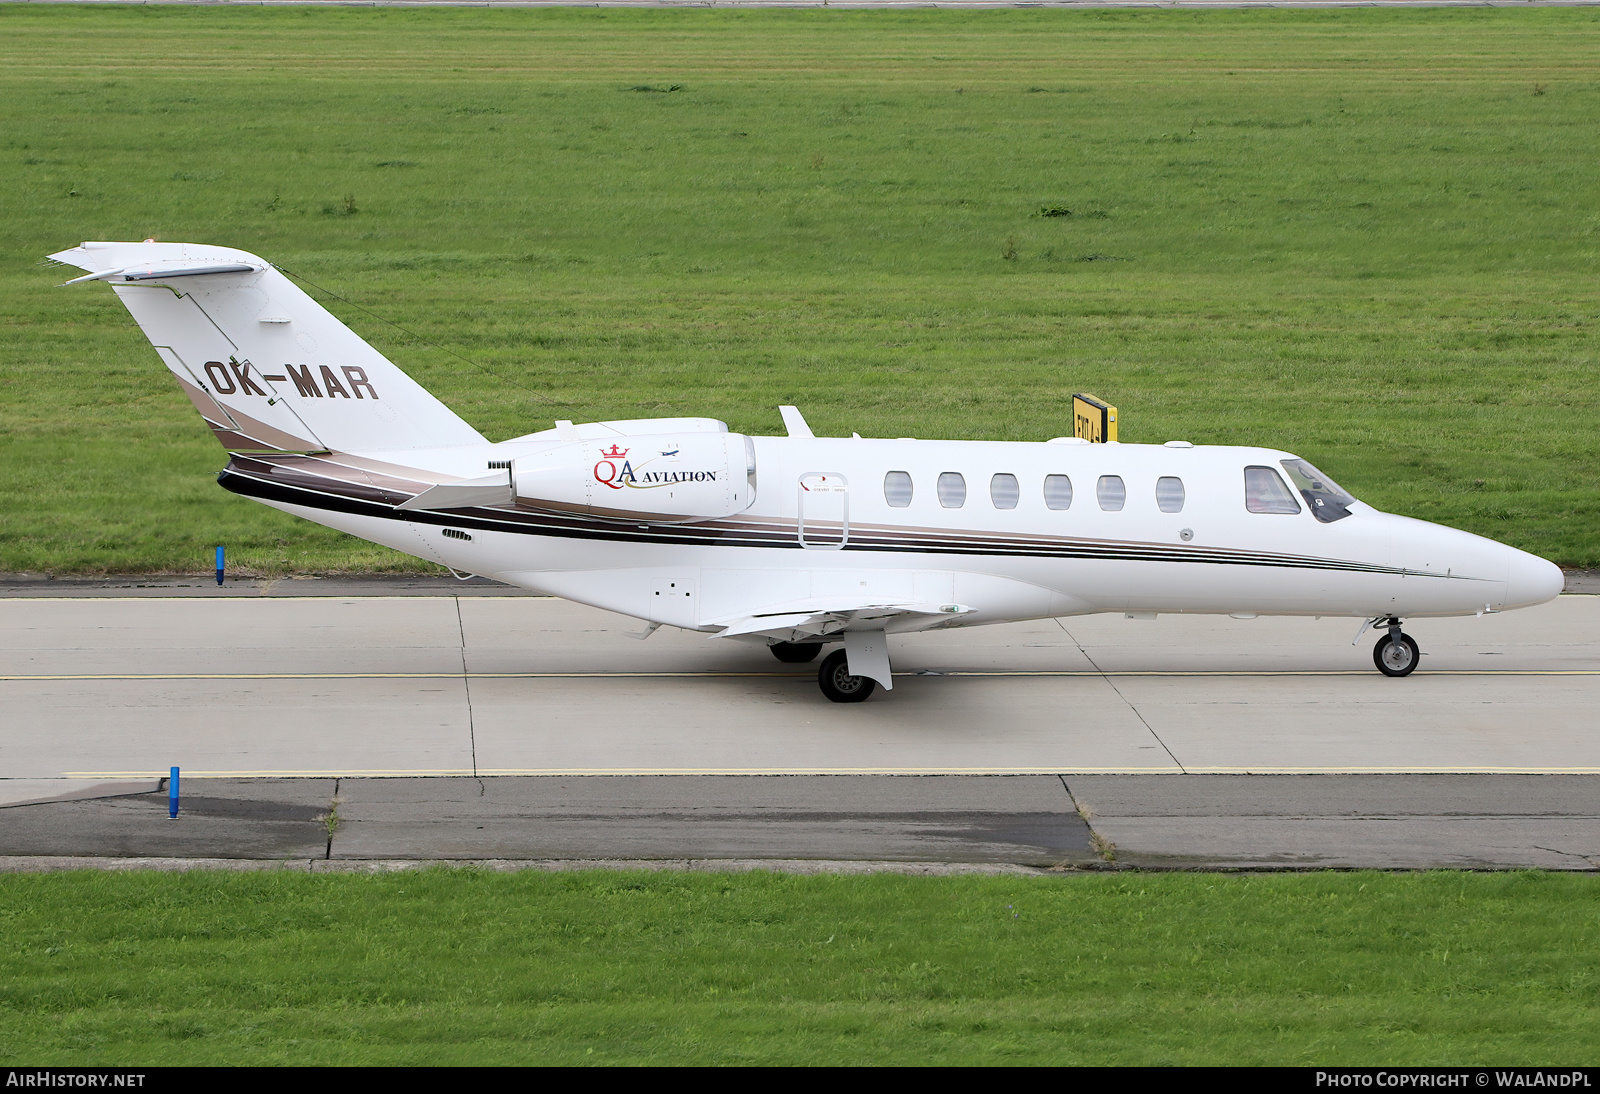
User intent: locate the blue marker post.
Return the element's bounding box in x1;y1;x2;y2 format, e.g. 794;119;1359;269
215;545;225;586
168;766;179;819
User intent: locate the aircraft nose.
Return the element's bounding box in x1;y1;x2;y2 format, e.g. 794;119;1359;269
1505;548;1564;609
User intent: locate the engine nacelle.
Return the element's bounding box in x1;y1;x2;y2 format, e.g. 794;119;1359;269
513;432;756;523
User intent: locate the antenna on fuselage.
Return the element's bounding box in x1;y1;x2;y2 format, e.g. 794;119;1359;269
779;405;815;439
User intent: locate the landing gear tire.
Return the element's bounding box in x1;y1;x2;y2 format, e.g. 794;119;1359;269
818;648;876;703
1374;632;1420;677
770;641;823;664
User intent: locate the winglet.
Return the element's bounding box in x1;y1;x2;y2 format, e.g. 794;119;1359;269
779;405;815;439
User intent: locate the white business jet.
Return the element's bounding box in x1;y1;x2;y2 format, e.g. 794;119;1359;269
50;241;1565;702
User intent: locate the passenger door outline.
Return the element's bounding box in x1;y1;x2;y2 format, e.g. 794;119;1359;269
798;472;849;550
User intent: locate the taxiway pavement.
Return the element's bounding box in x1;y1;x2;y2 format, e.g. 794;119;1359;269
2;590;1596;782
2;587;1595;869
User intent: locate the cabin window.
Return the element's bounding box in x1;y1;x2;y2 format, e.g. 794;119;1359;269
883;470;913;508
937;472;967;508
1097;475;1126;512
990;473;1019;510
1244;466;1302;514
1156;476;1185;514
1043;474;1073;510
1281;459;1354;523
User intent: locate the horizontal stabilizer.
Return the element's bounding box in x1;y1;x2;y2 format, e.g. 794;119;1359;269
396;472;513;511
63;262;262;285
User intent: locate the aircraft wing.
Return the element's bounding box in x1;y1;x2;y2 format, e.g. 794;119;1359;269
711;599;972;642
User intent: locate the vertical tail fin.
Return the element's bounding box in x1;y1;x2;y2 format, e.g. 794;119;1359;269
49;241;486;454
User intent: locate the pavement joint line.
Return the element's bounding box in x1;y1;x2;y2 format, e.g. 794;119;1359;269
454;597;479;781
1058;617;1187;773
58;766;1600;777
5;669;1598;681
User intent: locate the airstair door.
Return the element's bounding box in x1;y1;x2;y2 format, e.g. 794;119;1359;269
798;472;848;550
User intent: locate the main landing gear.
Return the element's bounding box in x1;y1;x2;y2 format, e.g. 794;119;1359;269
773;638;884;702
769;641;823;664
818;648;875;703
1373;617;1420;677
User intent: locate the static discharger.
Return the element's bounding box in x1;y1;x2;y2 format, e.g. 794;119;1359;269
1072;393;1118;443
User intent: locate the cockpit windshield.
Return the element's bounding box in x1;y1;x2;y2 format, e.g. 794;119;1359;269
1280;459;1356;524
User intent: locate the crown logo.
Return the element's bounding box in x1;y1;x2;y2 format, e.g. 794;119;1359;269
600;444;628;459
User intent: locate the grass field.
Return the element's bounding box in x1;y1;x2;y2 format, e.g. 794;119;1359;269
1;868;1596;1065
2;6;1599;571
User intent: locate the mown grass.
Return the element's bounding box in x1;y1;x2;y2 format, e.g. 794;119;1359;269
2;6;1598;571
0;870;1596;1065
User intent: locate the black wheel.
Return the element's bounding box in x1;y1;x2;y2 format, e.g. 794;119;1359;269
770;641;823;664
817;648;875;703
1373;632;1420;677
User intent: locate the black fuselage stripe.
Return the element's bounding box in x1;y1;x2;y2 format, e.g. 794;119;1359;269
225;458;1393;570
220;468;1427;577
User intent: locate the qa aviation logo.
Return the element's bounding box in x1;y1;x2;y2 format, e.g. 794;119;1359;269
593;443;722;491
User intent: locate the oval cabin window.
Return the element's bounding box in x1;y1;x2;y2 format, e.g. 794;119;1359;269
883;470;913;508
1097;475;1126;512
937;472;967;508
990;473;1019;510
1156;476;1185;513
1043;474;1073;510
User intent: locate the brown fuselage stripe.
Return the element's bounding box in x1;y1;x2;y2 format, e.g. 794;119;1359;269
219;455;1447;577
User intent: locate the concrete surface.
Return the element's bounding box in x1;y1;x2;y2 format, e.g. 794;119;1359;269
1;593;1596;779
4;589;1597;869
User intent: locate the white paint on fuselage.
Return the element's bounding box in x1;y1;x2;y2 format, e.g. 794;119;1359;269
265;431;1563;634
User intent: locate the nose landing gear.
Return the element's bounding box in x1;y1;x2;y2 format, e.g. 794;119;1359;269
1373;618;1420;677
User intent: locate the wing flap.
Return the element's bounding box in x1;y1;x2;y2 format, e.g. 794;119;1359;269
712;598;972;641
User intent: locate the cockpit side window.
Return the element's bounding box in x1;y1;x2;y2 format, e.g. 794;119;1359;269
1281;458;1355;523
1244;466;1302;515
